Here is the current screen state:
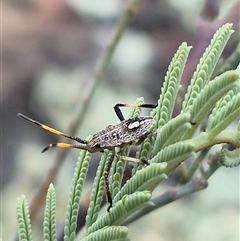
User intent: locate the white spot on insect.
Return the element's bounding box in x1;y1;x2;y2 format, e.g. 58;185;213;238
127;121;140;130
140;120;147;125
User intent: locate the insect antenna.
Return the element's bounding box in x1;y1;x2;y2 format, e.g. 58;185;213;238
18;113;89;152
41;143;91;153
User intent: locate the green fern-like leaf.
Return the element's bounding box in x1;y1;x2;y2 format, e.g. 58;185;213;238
15;22;240;241
64;149;92;241
86;151;113;230
113;163;167;205
152;113;191;156
213;42;240;77
43;183;57;241
151;140;195;173
81;226;129;241
181;70;239;139
110;158;125;202
182;23;234;112
210;88;237;116
120;191;152;214
88;191;151;234
218;146;240;167
152;42;191;127
136;42;190;167
135;132;152;166
16;195;33;241
207;91;240;138
190;69;239;121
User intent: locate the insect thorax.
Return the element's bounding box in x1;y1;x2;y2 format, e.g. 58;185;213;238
89;116;154;150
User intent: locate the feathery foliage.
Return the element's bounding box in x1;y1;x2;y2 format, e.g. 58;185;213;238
64;149;92;241
182;23;234;112
87;191;152;234
43;184;57;241
86;151;113;229
81;226;129;241
218;145;240;167
16;195;33;241
16;23;240;241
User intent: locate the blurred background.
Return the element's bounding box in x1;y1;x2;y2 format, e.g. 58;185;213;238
1;0;239;240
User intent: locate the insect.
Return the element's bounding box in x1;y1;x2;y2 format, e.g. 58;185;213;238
18;103;157;211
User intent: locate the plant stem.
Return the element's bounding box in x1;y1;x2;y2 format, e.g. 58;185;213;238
123;178;208;225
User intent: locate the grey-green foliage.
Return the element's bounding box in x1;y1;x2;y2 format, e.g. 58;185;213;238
87;191;152;234
152;42;191;127
137;42;191;162
64;149;92;241
181;70;239;139
86;151;113;229
43;184;57;241
82;22;240;239
182;23;234;112
81;226;129;241
16;195;33;241
218;145;240;167
16;23;240;241
113;163;167;204
206;86;240;137
213;42;240;77
151;113;191;156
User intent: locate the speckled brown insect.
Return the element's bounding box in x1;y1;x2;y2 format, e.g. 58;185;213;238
18;103;156;211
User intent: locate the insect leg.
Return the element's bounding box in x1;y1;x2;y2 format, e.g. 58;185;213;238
114;103;157;121
104;151;115;212
116;153;149;165
18;113;88;144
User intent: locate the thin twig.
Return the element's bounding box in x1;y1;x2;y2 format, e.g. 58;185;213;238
202;152;220;179
187;147;210;181
123;178;208;226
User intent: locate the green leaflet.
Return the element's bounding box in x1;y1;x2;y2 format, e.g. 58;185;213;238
207;91;240;138
81;226;129;241
213;42;240;77
211;88;237;116
151;140;195;174
152;42;191;127
43;184;57;241
137;42;190;165
88;191;152;234
133;134;152;174
152;113;191;156
218;146;240;167
64;149;92;241
181;70;239;139
16;195;33;241
86;151;112;230
113;163;167;204
182;23;234;112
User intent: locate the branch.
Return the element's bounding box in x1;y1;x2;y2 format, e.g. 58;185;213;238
123;178;208;225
